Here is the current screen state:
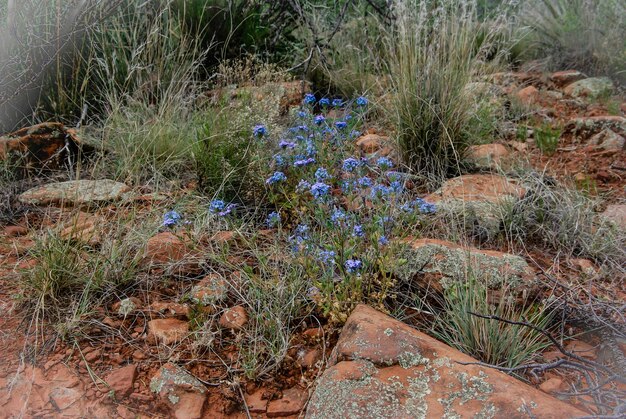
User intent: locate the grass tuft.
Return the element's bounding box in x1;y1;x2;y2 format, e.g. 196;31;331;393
385;0;507;182
429;275;553;369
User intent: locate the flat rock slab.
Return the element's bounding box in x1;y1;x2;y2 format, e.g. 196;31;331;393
0;122;86;169
465;143;511;170
306;304;586;419
426;174;525;204
19;179;130;206
425;174;526;237
394;238;536;294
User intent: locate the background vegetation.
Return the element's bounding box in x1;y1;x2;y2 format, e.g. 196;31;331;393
1;0;625;406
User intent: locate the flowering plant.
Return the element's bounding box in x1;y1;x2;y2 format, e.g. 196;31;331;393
253;94;436;322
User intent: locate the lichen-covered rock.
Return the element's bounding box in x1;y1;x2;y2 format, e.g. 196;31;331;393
306;304;586;419
394;238;536;294
563;77;614;99
465;143;510;170
18;179;130;206
191;274;228;305
564;116;626;141
425;174;526;237
588;129;625;151
150;363;207;419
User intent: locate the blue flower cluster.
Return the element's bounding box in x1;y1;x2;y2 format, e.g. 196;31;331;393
209;199;236;216
266;171;287;185
344;259;363;273
266;211;281;227
311;182;331;200
253;124;267;138
254;93;437;308
163;210;182;227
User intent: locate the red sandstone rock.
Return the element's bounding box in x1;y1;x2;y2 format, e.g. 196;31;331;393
425;174;526;204
550;70;585;87
219;306;248;330
466;143;510;169
516;85;540;105
148;318;189;345
267;387;308;418
144;232;195;269
356;133;386;153
305;304;586;418
105;364;137;399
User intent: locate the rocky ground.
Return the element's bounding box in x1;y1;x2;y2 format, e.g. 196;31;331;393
0;71;625;418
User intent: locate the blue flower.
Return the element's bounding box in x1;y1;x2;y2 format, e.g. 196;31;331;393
390;181;403;193
266;211;281;227
294;157;316;168
376;157;393;169
356;96;368;106
331;208;346;225
209;200;226;213
298;110;308;118
317;250;336;264
253;124;267;138
400;201;415;213
279;140;296;149
419;201;437;214
209;200;236;216
296;179;311;192
304;93;316;105
370;184;392;199
350;130;361;139
274;153;286;167
332;98;343;107
266;171;287;185
310;182;331;200
358;176;373;188
163;210;182;227
341;180;356;193
298;125;309;132
314;115;325;125
290;224;310;251
305;142;317;157
319;98;331;107
352;224;365;238
295;224;310;238
342;157;361;172
386;171;404;181
295;135;305;142
378;235;389;246
335;121;348;130
315;167;330;181
345;259;363;273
